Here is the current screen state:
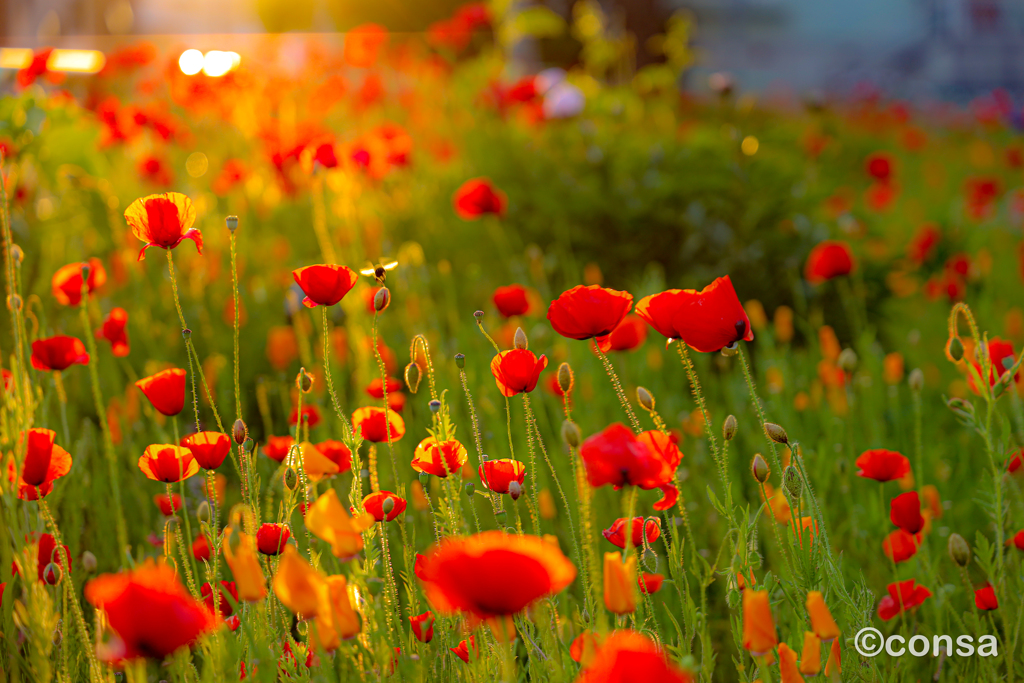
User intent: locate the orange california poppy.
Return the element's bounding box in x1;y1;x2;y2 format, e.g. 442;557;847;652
180;431;230;470
123;192;202;261
51;258;106;306
635;276;753;353
799;631;822;676
17;428;72;501
30;336;89;371
85;560;216;661
135;368;186;417
291;265;359;308
305;489;375;560
138;444;199;483
363;490;407;522
575;630;693;683
479;458;526;494
351;406;405;443
490;349;548;396
805;591;840;641
778;642;803;683
741;589;777;656
97;307;130;357
547;285;633;341
411;436;468;477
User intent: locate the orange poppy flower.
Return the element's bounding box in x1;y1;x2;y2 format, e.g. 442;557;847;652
123;192;202;261
315;440;352;473
305;489;374;560
493;284;530;317
855;449;910;482
596;314;648;353
180;431;230;470
579;425;682;509
17;428;72;501
805;591;840;641
547;285;633;340
138;444;199;483
778;642;803;683
741;589;777;655
97;307;130;357
291;265;359;308
410;611;434;643
799;631;822;676
603;552;637;614
352;406;405;443
805;241;855;284
575;630;693;683
635;276;753;353
85;560;217;661
135;368;186;417
30;336;89;371
602;517;661;549
824;638;841;676
51;258;106;306
570;631;605;667
154;493;182;516
343;23;387;67
453;177;506;219
490;349;548;396
412;436;468;477
363;490;407;522
479;458;526;494
263;436;295;463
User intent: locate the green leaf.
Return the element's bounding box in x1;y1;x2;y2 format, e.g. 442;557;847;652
510;6;566;39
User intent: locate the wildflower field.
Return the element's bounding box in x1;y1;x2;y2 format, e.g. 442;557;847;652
5;3;1024;682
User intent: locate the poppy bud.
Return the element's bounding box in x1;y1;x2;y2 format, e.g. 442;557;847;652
764;422;789;445
838;348;857;372
908;368;924;392
508;481;522;501
636;387;654;412
11;244;23;265
226;215;239;233
454;353;465;369
561;420;581;449
405;362;423;394
182;328;192;340
557;362;574;395
7;294;21;312
464;482;474;494
232;419;247;445
80;264;91;281
947;336;964;362
297;368;313;393
418;471;430;485
723;415;738;441
82;550;97;573
495;509;507;525
948;533;970;567
53;625;62;646
196;500;211;524
243;437;255;453
43;562;62;585
513;327;528;350
473;310;484;319
783;465;801;501
429;399;441;413
751;454;769;483
374;287;390;312
721;341;739;357
283;467;298;492
382;497;395;514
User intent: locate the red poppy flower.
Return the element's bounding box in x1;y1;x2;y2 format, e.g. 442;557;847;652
635;276;752;353
97;307;130;357
138;444;199;483
576;630;693;683
969;337;1018;392
490;349;548;396
855;449;910;482
596;314;648;353
877;579;931;621
352;406;405;443
154;493;182;516
51;258;107;306
291;265;359;308
453;178;507;219
882;529;921;563
889;491;924;534
493;285;530;317
412;437;469;477
451;636;478;663
315;440;352;473
417;531;576;626
865;152;893;182
479;459;527;494
975;584;998;611
201;581;238;617
366;377;402;399
123;192;202;262
289;405;321;428
805;241;855;284
1011;530;1024;551
256;523;292;555
638;573;664;595
363;490;407;522
30;336;89;371
135;368;186;417
602;517;661;549
907;224;941;265
410;611;435;643
85;561;217;661
263;436;295;462
548;285;633;340
192;535;211;562
17;428;72;501
180;431;231;470
36;533;71;582
580;425;682;509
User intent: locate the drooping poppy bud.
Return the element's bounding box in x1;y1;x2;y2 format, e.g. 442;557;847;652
750;454;769;483
948;533;971;567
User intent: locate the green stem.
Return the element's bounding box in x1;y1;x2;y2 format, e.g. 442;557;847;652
595;345;642;433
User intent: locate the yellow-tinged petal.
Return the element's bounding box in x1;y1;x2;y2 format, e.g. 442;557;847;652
323;575;361;641
799;631;822;676
806;591;840;641
296;441;340;483
305;488;373;560
222;527;267;602
272;545;326;618
603;552;637;615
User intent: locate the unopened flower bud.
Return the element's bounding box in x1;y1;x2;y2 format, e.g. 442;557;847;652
43;562;62;585
418;471;430;485
723;415;738;441
838;348;858;372
81;550;97;573
429;399;441;413
464;482;474;495
373;287;390;312
947;336;964;362
382;497;395;514
454;353;465;369
242;437;254;453
508;481;522;501
561;420;581;449
750;454;769;483
297;368;314;393
283;467;298;492
764;422;788;445
10;244;23;265
636;387;654;412
495;509;507;525
948;533;970;567
405;362;422;393
232;419;247;445
908;368;924;392
510;326;528;350
783;465;801;501
196;500;211;524
182;328;192;340
473;310;484;319
53;625;63;646
557;362;574;395
226;215;239;233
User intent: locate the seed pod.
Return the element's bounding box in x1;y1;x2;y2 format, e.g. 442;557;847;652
242;437;255;454
373;287;390;312
382;497;395;514
418;471;430;485
561;420;581;449
948;533;970;567
196;501;211;524
557;362;574;395
513;327;528;350
232;419;247;445
298;368;313;393
405;362;422;394
783;465;801;501
637;387;654;412
454;353;465;369
764;422;789;445
80;264;91;280
508;481;522;501
182;328;192;340
947;336;964;362
908;368;924;392
473;310;484;320
464;482;474;495
838;348;858;372
283;467;299;492
81;550;97;573
226;215;239;233
750;454;769;483
428;399;441;414
43;562;62;586
723;415;738;441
